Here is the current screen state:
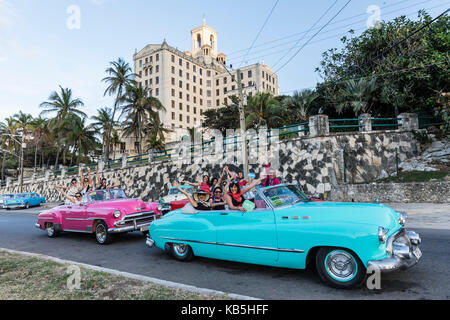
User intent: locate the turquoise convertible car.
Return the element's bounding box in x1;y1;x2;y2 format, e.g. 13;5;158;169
146;184;422;289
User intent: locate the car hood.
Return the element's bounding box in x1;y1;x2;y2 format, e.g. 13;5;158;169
284;201;401;230
161;194;188;203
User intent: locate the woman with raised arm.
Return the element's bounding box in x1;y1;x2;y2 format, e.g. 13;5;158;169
57;186;83;205
209;166;228;193
80;167;94;194
183;175;211;194
173;181;211;211
95;166;121;190
225;173;265;213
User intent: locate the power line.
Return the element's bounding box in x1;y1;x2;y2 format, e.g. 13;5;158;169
226;0;427;58
271;0;340;69
275;0;353;73
240;0;281;67
279;61;448;95
226;1;449;66
364;6;450;69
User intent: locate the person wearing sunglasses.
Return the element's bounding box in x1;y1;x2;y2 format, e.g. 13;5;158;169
80;167;94;194
173;181;211;211
210;187;226;210
56;187;83;205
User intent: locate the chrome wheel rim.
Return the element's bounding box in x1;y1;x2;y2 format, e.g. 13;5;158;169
47;225;54;236
96;224;107;243
173;243;188;256
325;250;357;282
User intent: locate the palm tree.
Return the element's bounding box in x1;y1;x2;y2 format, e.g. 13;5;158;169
102;58;135;161
39;86;86;167
336;78;378;116
39;86;86;122
245;92;285;129
120;84;166;155
64;115;99;165
283;89;319;123
30;117;47;171
91;107;114;154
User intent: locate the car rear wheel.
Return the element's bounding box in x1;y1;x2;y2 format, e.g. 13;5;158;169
25;202;30;209
315;247;366;289
46;223;59;238
95;221;112;245
170;243;194;262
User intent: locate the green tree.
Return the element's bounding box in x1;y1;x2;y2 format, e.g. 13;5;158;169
102;58;135;161
245;92;285;129
64;115;99;165
282;89;319;123
336;78;378;115
91;107;114;154
316;11;449;117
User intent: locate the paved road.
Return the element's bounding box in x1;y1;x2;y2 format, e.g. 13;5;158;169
0;204;449;300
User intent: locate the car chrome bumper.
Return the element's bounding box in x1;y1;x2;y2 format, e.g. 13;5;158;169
146;234;155;248
367;230;422;272
35;223;42;229
108;222;152;233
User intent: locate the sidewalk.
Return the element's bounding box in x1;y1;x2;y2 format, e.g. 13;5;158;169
385;203;450;230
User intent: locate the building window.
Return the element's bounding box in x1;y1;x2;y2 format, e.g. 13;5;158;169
186;73;190;80
200;99;203;106
171;100;175;108
193;96;197;103
179;92;183;99
248;70;252;78
156;54;159;61
193;75;196;83
224;77;227;84
216;89;219;96
145;69;148;76
187;94;190;102
200;89;203;96
155;88;159;96
216;79;220;86
186;62;189;69
187;116;190;123
139;60;142;67
179;70;182;77
156;77;159;84
179;114;182;121
171;77;175;85
200;79;203;85
194;107;197;114
199;68;202;75
207;90;211;97
179;58;182;66
207;80;211;87
179;80;182;88
171;55;175;62
193;86;196;93
187;105;190;112
179;103;183;110
172;112;175;120
171;89;175;97
186;83;190;91
207;70;211;77
216;99;220;107
193;65;196;72
171;66;175;74
155;65;159;73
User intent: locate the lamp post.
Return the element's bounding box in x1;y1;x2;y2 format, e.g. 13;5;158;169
1;133;27;193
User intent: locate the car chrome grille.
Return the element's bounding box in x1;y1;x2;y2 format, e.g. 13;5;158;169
114;211;156;228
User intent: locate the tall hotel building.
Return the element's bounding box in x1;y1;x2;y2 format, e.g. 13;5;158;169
119;20;280;154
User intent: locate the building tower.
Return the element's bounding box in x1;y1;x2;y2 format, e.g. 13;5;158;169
191;19;218;62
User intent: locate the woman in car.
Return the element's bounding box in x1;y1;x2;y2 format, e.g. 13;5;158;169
95;166;120;190
183;175;211;194
57;187;83;205
173;181;211;211
225;174;264;212
210;186;226;210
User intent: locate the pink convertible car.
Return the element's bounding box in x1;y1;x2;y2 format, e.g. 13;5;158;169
35;189;161;244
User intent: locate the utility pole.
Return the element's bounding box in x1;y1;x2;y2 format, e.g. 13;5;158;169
20;135;25;193
236;68;249;179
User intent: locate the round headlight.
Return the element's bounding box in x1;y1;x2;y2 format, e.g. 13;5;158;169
378;227;389;243
113;210;121;218
398;211;407;226
157;205;162;211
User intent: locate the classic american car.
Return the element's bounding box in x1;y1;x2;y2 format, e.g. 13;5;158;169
1;193;46;209
35;188;161;244
158;185;194;215
146;184;422;289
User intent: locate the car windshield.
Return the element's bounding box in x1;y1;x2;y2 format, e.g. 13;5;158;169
16;194;27;198
3;194;14;199
263;185;311;208
87;189;127;203
168;187;192;195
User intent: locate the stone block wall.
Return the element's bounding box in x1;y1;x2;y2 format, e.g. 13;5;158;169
0;129;423;203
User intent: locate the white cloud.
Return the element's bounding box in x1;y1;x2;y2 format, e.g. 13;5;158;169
0;0;15;27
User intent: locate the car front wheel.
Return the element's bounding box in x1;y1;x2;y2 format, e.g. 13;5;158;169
95;221;112;245
46;223;59;238
170;243;193;262
315;247;366;289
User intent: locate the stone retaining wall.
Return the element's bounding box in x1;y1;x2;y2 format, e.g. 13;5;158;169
0;130;424;203
328;182;450;203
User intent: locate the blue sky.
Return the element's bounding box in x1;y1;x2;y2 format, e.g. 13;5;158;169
0;0;448;122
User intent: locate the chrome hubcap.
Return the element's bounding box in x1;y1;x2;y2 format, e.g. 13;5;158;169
173;243;188;256
96;225;107;243
47;225;54;236
325;250;357;281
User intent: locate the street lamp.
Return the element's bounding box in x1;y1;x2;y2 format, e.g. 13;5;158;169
1;133;31;193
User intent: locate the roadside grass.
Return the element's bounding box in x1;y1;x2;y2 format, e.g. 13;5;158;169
0;251;231;300
376;170;449;183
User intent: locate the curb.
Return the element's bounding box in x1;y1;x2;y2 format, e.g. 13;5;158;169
0;247;260;300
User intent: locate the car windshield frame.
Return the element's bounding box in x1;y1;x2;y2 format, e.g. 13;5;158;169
261;184;311;209
168;187;193;196
86;188;128;203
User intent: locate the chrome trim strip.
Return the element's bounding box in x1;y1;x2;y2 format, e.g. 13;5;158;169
65;218;90;221
159;237;305;253
62;229;92;234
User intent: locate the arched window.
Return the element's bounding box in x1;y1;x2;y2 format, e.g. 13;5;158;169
196;34;202;48
210;35;215;47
